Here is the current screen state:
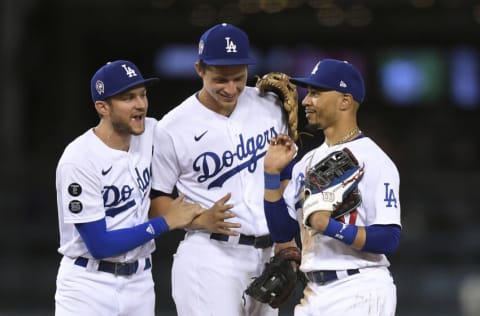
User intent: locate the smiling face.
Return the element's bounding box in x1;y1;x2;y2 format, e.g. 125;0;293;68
301;87;345;129
103;85;148;136
195;62;248;116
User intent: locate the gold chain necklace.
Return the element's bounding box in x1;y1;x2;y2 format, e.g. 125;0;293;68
331;126;361;146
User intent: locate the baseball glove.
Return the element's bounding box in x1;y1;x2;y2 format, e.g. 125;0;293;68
256;72;299;141
245;247;302;308
303;148;364;227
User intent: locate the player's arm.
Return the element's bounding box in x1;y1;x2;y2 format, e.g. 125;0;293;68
264;134;299;243
76;216;168;259
264;175;299;244
149;191;174;218
308;213;401;255
78;195;203;260
268;161;300;252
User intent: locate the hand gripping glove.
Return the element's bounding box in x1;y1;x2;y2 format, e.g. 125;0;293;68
256;72;299;141
245;247;302;308
303;148;364;228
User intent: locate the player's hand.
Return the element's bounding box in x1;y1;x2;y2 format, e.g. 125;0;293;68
265;134;297;174
190;193;240;236
163;194;204;230
274;240;300;270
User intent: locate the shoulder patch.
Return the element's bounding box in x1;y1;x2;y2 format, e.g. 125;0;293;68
68;183;82;196
68;200;83;213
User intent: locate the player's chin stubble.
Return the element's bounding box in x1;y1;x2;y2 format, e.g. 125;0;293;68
112;120;145;136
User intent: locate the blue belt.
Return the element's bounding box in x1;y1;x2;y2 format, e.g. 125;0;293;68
74;257;151;276
210;233;273;249
305;269;360;284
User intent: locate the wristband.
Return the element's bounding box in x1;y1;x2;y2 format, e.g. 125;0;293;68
323;218;358;245
264;172;281;190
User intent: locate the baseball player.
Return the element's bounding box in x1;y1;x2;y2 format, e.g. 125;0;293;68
54;60;203;316
263;59;402;315
149;23;294;315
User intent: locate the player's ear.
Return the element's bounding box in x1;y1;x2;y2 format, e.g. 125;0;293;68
194;61;205;77
95;100;110;117
339;93;353;111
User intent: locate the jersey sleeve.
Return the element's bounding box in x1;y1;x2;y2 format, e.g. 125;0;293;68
363;158;401;227
151;122;181;194
57;162;105;224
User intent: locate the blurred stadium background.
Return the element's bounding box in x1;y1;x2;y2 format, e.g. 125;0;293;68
1;0;480;315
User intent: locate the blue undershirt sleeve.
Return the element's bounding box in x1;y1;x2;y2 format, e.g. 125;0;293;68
362;224;401;255
280;159;295;181
264;199;299;243
75;216;169;259
322;220;401;255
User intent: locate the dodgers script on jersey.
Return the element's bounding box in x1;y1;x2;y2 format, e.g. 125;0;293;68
151;87;288;236
283;136;402;272
56;117;157;262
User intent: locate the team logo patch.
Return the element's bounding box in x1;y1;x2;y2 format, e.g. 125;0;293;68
68;200;83;213
383;182;398;208
95;80;104;95
198;40;205;55
68;183;82;196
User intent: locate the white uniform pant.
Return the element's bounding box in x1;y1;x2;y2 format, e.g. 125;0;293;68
295;266;396;316
55;256;155;316
171;231;278;316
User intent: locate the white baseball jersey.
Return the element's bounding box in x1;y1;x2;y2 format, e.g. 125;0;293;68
56;117;157;262
151;87;288;236
283;136;402;272
151;87;287;316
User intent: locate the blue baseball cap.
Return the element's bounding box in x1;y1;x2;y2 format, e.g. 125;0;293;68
91;60;159;103
290;59;365;104
198;23;256;66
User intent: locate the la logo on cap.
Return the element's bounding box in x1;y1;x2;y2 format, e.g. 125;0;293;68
197;23;256;66
225;37;237;53
121;64;137;78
